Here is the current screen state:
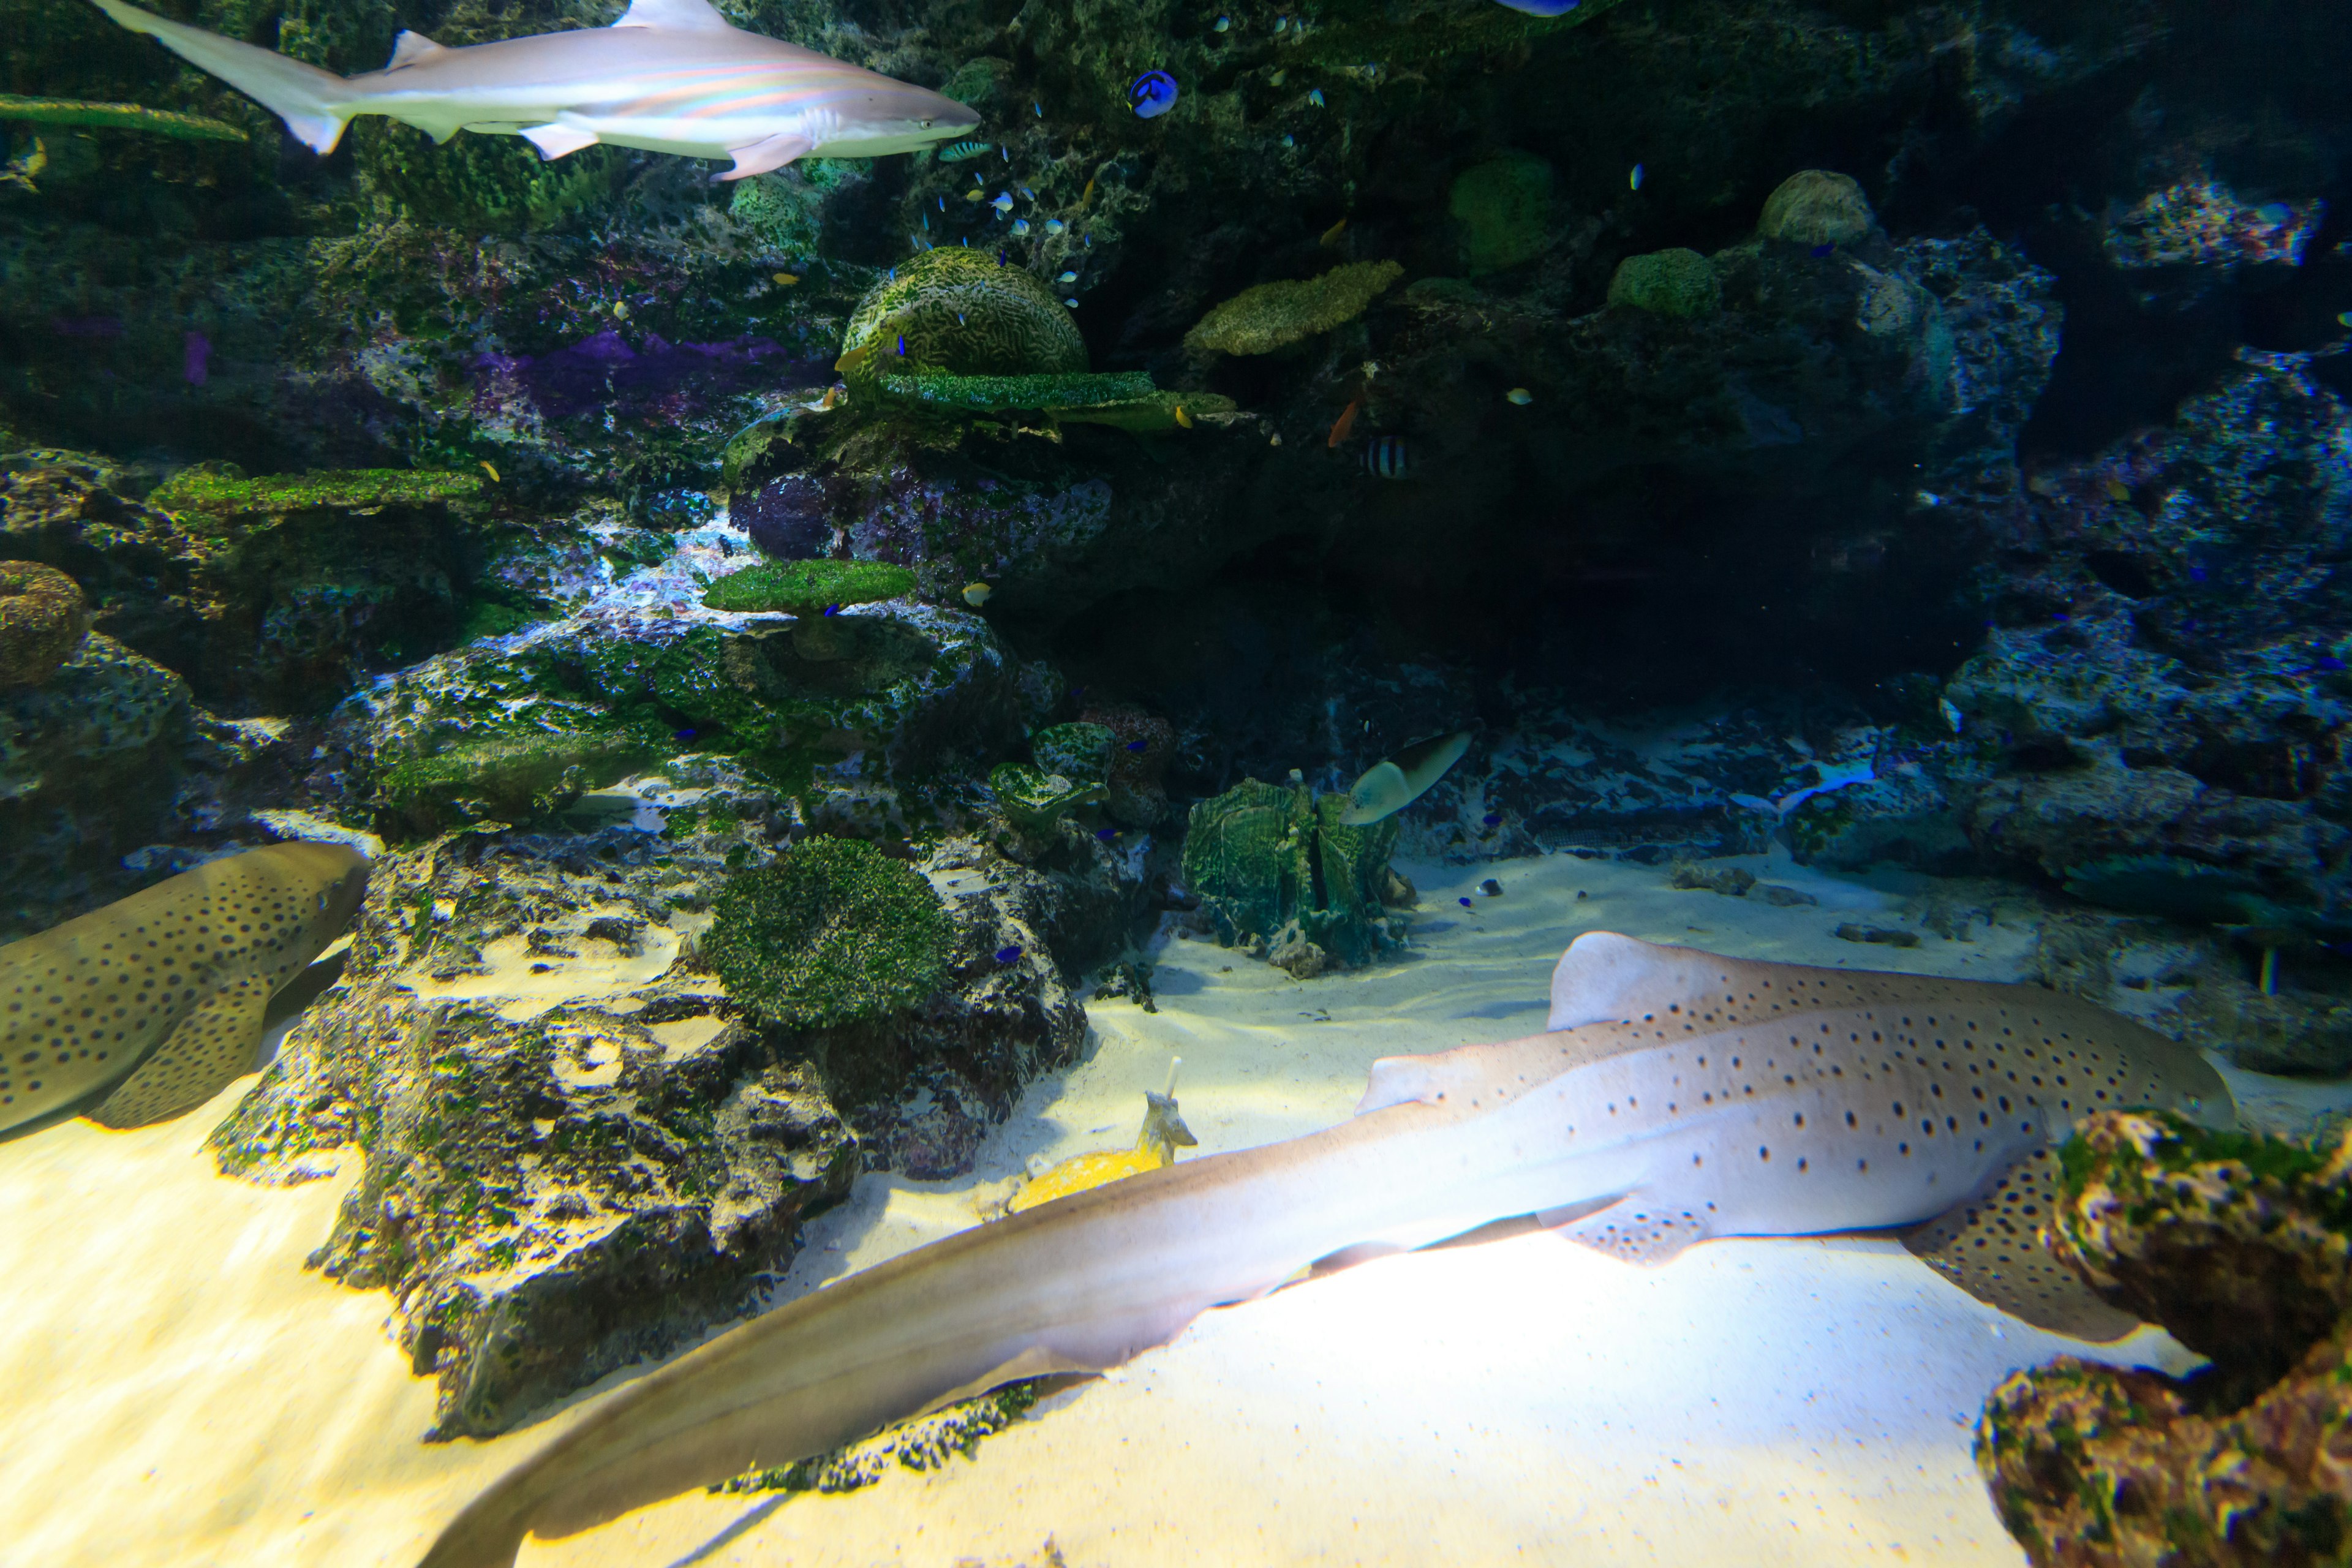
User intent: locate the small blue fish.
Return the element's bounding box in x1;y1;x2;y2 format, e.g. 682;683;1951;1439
1012;219;1031;235
995;944;1023;965
1362;434;1408;479
673;729;698;741
1019;186;1036;200
1126;739;1147;752
1065;298;1079;307
2316;656;2349;673
1096;827;1117;842
1129;70;1178;119
1307;88;1325;107
991;192;1014;212
1058;270;1079;282
1490;0;1579;12
1045;219;1066;235
1034;101;1044;116
1629;162;1644;190
896;333;908;357
1215;14;1230;29
1281;134;1295;148
938;139;993;162
1458;896;1474;908
1482;812;1501;827
1809;242;1834;258
823;604;842;616
2338;311;2352;329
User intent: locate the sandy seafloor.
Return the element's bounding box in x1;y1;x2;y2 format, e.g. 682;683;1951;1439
6;846;2346;1568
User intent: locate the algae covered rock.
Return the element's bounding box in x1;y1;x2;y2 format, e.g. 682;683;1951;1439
987;761;1105;836
0;560;89;686
1606;249;1722;318
842;246;1087;380
700;559;917;616
1976;1110;2352;1567
1029;721;1115;785
1757;170;1878;246
1180;776;1403;969
1183;261;1406;356
702;837;955;1030
1449;152;1553;275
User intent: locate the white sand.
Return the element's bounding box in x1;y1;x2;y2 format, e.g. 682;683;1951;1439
0;849;2252;1568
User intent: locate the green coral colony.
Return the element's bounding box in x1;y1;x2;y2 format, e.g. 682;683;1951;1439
6;0;2350;1562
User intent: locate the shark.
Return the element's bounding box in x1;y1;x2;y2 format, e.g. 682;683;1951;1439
1;842;369;1139
88;0;981;181
416;931;2231;1568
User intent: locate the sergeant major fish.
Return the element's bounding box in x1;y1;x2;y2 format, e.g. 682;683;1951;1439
415;931;2229;1567
1;842;369;1137
88;0;979;181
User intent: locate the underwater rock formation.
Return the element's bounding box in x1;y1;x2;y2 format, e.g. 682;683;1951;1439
1182;260;1406;356
0;558;89;685
1447;151;1554;276
701;837;954;1030
1182;775;1404;971
699;558;916;616
1605;248;1721;317
1976;1110;2352;1566
1755;169;1878;247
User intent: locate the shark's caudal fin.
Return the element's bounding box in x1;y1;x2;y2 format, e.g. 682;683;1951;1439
88;0;355;153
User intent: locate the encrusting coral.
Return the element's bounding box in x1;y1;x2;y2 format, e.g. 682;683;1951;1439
1975;1109;2352;1566
1183;260;1406;355
700;559;917;615
1756;169;1879;246
0;94;247;142
700;837;955;1030
148;465;485;520
1607;248;1723;317
1182;775;1404;970
0;560;91;687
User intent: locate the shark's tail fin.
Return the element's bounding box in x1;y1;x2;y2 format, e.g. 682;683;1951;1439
89;0;355;154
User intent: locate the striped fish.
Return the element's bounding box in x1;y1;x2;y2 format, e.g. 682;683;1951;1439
88;0;978;181
1363;434;1409;478
935;139;995;162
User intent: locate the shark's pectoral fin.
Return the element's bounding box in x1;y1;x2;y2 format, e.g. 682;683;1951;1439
912;1343;1102;1417
1542;1193;1710;1265
520;122;601;161
716;132;814;182
85;976;271;1129
1901;1147;2139;1343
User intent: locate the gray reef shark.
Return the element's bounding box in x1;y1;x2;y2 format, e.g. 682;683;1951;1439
417;930;2231;1568
89;0;979;179
1;842;369;1138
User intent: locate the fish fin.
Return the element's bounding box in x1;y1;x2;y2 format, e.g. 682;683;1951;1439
1354;1031;1597;1116
84;976;271;1129
89;0;353;153
1902;1147;2140;1342
1393;729;1472;791
385;29;448;69
614;0;736;31
1547;930;1732;1031
519;122;601;160
1338;760;1407;825
911;1342;1101;1415
716;131;813;181
1545;1193;1710;1265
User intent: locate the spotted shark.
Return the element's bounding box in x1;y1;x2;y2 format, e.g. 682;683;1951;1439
1;842;369;1138
89;0;979;180
417;931;2231;1568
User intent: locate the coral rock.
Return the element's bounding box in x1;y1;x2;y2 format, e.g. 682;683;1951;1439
1447;151;1554;276
1607;249;1722;318
1181;776;1402;969
0;559;89;687
1756;169;1878;246
1182;261;1405;356
842;247;1087;380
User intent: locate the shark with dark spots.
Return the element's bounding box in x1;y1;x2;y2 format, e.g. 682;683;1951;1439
89;0;979;181
417;931;2230;1568
1;842;369;1139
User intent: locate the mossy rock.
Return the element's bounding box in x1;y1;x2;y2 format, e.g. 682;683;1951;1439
702;837;954;1029
1180;777;1401;968
1607;249;1722;318
701;559;918;616
840;247;1087;384
989;761;1105;836
1031;722;1115;785
1756;170;1876;247
375;728;650;832
873;368;1156;413
1183;261;1405;356
0;96;246;143
0;560;89;688
149;464;484;520
355;120;625;235
1448;153;1553;276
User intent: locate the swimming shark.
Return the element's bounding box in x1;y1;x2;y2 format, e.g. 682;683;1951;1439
417;931;2230;1568
1;842;369;1139
88;0;979;179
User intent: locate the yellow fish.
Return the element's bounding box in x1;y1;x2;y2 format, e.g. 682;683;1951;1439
0;842;369;1137
772;271;799;286
478;459;499;483
1319;216;1347;246
962;582;993;606
2105;479;2132;502
1174;404;1193;429
1007;1075;1196;1215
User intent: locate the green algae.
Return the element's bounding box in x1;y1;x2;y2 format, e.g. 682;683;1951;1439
1030;722;1115;785
873;368;1156;412
0;95;249;143
376;729;650;830
1449;154;1553;276
701;837;954;1030
150;465;484;519
1183;261;1405;355
699;559;917;615
356;119;625;235
1182;776;1401;967
989;761;1106;836
1607;249;1723;318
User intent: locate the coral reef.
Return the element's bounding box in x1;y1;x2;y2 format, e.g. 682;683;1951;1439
1755;169;1878;246
1182;261;1405;356
1976;1110;2352;1566
841;247;1087;381
1028;720;1114;785
699;559;917;616
987;761;1104;837
1447;152;1553;276
1606;249;1722;318
1083;703;1176;827
0;94;245;141
701;837;955;1030
0;559;89;685
1180;776;1404;970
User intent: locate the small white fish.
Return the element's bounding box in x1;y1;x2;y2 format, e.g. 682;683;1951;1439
1308;88;1325;106
1057;270;1078;282
1064;297;1079;307
962;582;993;606
1629;162;1645;190
991;191;1013;211
1281;133;1294;147
1019;185;1035;200
1215;14;1230;29
1012;219;1030;235
1270;69;1287;86
1939;697;1963;734
1044;218;1065;235
1504;387;1532;405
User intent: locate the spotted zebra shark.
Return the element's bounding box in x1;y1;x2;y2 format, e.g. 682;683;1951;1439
417;930;2231;1568
89;0;978;179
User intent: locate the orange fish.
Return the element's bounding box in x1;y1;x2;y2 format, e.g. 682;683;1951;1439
1327;396;1361;449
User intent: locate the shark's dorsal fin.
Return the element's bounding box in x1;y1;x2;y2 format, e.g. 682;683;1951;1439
614;0;737;31
385;30;448;69
1548;930;1734;1031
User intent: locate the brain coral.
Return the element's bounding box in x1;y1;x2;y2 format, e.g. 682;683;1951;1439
1183;261;1405;355
841;248;1088;379
0;560;90;687
1606;249;1722;318
1757;170;1877;246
